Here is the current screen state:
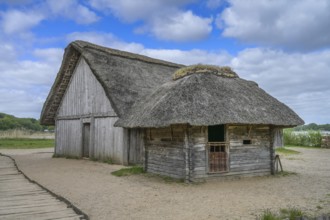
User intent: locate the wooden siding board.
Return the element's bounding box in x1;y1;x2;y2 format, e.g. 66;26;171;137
57;58;116;118
227;125;271;175
93;117;124;163
55;58;130;163
145;127;185;179
55;120;82;157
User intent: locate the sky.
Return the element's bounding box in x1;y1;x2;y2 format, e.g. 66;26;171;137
0;0;329;124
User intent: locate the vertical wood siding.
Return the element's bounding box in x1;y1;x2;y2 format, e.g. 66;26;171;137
93;117;125;163
55;58;136;164
127;128;144;165
55;120;82;157
57;58;116;117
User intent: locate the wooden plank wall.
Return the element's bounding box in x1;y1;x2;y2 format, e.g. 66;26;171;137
126;128;144;165
189;126;207;179
227;125;271;176
190;125;272;180
57;58;116;117
55;120;82;157
145;126;185;179
144;125;272;181
93;117;124;163
273;128;283;148
55;58;131;163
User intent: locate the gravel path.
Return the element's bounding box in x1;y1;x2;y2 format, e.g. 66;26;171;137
1;147;329;220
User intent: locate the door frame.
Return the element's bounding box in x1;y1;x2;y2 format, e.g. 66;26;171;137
82;122;91;158
206;124;229;173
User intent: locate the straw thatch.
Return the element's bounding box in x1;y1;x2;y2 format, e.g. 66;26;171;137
40;41;183;125
115;65;304;128
173;65;238;80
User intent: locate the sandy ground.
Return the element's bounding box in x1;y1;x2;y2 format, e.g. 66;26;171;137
1;147;330;220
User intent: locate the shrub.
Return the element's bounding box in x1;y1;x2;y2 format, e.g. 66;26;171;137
283;129;322;147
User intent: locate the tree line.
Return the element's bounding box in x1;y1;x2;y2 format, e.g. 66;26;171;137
0;112;53;131
293;123;330;131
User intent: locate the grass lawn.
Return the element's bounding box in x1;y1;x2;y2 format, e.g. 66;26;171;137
111;166;145;177
0;138;54;149
285;145;321;149
275;147;300;155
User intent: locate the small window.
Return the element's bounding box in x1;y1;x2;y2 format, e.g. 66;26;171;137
243;139;251;145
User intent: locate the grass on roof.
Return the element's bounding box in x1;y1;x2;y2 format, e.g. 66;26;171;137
173;64;238;80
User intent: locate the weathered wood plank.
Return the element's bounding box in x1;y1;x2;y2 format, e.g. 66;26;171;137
0;155;87;220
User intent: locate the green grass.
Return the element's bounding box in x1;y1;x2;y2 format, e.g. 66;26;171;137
275;147;300;155
275;171;297;177
258;210;281;220
259;208;305;220
111;166;145;177
285;145;321;149
0;138;54;149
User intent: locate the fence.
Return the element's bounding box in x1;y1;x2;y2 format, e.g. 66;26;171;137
0;129;55;139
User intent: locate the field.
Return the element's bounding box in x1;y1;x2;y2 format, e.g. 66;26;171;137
0;138;54;149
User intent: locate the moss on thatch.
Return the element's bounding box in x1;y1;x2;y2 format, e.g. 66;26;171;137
173;65;238;80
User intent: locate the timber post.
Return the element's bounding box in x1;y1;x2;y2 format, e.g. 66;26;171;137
270;126;275;175
184;124;192;183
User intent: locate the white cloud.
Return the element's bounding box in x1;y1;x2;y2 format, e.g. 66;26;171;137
150;11;212;42
46;0;99;24
1;10;44;34
0;0;99;38
66;32;144;53
141;48;231;66
0;44;62;119
231;48;330;123
219;0;330;51
89;0;194;21
89;0;212;42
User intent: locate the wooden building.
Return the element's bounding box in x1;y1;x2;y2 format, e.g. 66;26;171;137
41;41;303;181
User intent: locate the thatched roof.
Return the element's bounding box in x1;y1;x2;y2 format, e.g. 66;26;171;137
40;41;183;125
115;65;304;128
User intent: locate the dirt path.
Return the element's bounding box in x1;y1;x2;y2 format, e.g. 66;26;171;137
1;147;330;220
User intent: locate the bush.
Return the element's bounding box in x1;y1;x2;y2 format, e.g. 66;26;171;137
283;129;322;147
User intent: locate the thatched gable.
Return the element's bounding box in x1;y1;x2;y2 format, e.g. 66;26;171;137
40;41;183;125
115;65;304;128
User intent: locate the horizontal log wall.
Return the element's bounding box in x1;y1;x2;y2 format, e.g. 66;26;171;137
190;125;272;180
145;126;185;179
227;125;271;176
145;125;272;180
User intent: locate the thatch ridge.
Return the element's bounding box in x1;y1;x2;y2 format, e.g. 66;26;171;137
40;41;183;125
173;65;238;80
72;40;184;68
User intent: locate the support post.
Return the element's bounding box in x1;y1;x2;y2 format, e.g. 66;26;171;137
270;126;275;175
184;125;192;183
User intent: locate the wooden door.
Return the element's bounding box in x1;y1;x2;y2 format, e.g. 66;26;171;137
208;145;227;172
82;123;90;158
208;125;228;173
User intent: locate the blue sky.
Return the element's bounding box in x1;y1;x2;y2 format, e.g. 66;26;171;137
0;0;330;124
